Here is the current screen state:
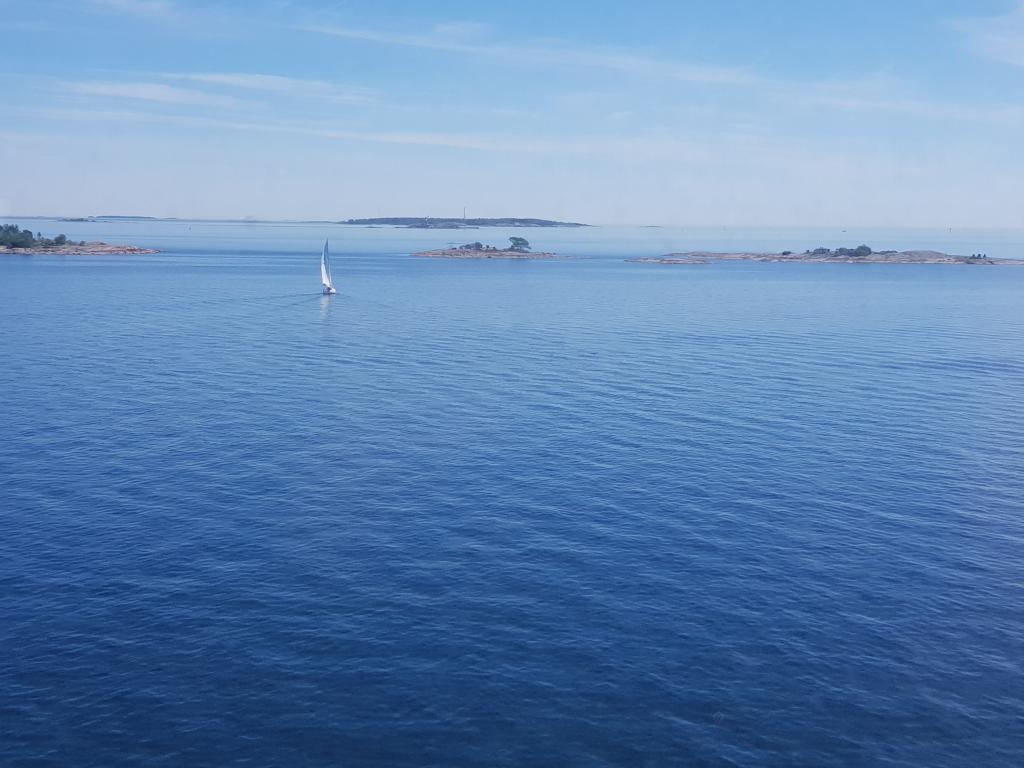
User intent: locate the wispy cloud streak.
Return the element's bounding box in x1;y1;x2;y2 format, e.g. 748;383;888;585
950;2;1024;68
16;105;711;156
161;72;374;103
65;81;248;109
90;0;177;20
298;23;759;85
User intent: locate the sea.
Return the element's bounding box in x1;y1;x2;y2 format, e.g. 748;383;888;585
2;219;1023;767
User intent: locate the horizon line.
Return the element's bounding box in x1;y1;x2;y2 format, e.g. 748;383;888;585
4;214;1024;231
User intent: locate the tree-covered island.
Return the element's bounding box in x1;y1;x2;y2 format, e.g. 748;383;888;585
0;223;158;255
414;237;564;260
1;224;82;248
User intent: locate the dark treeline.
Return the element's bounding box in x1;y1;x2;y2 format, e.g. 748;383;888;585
1;224;84;248
804;245;875;257
458;237;532;252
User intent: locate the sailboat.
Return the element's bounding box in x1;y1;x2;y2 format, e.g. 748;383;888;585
320;239;337;295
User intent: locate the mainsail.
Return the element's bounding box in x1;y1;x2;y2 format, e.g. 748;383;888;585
321;239;335;293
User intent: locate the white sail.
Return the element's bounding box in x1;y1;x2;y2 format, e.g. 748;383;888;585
321;239;335;293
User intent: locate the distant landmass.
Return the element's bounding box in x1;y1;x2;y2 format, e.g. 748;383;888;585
54;216;156;222
93;216;159;221
342;217;588;229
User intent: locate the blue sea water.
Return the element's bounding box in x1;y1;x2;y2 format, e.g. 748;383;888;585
2;220;1023;767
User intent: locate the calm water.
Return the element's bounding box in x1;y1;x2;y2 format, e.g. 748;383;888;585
2;221;1023;767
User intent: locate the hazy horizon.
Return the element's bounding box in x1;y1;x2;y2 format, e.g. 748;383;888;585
5;0;1024;227
8;214;1024;233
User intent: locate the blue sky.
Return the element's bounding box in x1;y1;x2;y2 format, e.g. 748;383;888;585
4;0;1024;225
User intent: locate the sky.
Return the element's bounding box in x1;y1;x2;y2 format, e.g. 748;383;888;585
3;0;1024;225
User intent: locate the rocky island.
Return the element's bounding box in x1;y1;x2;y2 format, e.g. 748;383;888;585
0;224;157;255
629;245;1022;266
415;237;563;260
2;243;160;255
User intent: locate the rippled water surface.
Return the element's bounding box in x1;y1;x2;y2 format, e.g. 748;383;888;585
2;221;1023;767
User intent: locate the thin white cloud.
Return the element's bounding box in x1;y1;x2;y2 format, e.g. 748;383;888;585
161;72;374;103
15;104;709;156
65;81;248;109
431;21;492;40
298;23;758;86
785;75;1022;122
807;91;1024;123
950;1;1024;67
298;18;1024;124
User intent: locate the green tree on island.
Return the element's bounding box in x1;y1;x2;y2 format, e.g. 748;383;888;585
1;224;76;248
509;237;531;252
807;244;873;257
1;224;37;247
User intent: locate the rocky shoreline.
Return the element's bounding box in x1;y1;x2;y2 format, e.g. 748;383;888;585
1;242;159;255
629;250;1023;266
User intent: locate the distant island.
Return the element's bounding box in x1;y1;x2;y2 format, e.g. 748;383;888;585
629;245;1023;266
415;237;562;260
0;224;157;255
344;217;587;229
